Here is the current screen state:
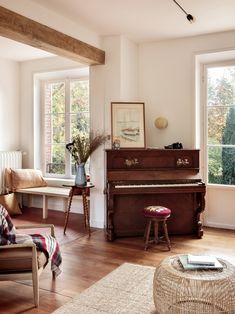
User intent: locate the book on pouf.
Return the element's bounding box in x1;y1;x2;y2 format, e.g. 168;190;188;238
187;254;217;265
178;255;223;270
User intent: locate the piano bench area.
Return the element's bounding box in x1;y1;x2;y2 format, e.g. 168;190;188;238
143;205;171;251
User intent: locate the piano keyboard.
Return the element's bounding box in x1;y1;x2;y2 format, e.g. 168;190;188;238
115;182;203;188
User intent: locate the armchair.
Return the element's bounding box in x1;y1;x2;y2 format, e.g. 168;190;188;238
0;223;56;307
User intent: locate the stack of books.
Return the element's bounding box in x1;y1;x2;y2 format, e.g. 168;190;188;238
179;254;223;270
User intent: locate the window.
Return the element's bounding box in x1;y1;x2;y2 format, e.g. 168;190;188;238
205;64;235;186
42;77;89;178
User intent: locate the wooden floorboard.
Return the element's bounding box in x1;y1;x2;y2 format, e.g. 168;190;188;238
1;207;235;313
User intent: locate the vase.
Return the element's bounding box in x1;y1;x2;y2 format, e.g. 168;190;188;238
75;162;87;186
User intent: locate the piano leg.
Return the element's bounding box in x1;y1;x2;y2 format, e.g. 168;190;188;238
196;191;206;238
106;194;115;241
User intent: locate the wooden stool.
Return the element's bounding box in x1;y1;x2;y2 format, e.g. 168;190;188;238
143;206;171;251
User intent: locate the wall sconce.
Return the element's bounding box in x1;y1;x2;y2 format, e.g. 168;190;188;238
154;117;168;129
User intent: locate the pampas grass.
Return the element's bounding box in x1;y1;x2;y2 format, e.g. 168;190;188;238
66;132;107;164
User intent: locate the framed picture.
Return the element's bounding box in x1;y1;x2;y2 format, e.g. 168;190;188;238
111;102;146;149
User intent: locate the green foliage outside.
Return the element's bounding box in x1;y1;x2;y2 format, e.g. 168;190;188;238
222;108;235;184
207;67;235;185
45;79;89;175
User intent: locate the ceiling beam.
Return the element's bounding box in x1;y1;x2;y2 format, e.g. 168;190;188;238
0;5;105;65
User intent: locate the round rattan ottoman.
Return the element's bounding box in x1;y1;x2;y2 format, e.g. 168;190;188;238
153;255;235;314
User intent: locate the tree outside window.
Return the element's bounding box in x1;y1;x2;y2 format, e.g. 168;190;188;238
207;66;235;185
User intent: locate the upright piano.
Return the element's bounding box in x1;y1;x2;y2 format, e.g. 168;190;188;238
105;149;206;241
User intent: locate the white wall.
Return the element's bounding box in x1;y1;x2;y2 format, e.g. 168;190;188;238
0;58;20;151
120;37;139;100
205;186;235;230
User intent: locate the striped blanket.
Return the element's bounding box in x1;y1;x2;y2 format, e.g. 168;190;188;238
0;205;62;276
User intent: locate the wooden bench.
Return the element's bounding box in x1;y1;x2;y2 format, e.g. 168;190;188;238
15;186;84;219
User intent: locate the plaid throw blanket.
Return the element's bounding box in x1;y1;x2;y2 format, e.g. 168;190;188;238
0;205;62;276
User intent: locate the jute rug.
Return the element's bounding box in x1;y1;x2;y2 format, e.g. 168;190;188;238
52;263;156;314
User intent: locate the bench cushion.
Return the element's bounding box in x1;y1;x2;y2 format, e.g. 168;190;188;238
6;168;47;192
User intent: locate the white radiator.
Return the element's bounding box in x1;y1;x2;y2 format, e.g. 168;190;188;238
0;151;22;194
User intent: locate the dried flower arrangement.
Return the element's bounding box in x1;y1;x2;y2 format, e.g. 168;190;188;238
66;132;107;165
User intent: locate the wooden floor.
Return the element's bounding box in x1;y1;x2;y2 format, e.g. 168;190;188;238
1;207;235;313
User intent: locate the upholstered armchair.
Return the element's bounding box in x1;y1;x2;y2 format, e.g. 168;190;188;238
0;223;56;307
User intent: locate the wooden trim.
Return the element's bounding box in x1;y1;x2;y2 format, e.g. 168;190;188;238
0;5;105;65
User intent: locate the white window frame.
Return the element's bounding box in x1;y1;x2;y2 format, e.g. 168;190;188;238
41;76;89;179
202;60;235;187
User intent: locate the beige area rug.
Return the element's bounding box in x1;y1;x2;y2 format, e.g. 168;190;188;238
52;263;156;314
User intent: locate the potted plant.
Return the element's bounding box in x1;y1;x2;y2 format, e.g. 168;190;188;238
66;132;107;186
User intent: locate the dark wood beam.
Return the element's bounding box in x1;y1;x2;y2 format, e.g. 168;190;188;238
0;5;105;65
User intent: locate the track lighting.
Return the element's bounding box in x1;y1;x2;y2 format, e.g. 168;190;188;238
172;0;195;24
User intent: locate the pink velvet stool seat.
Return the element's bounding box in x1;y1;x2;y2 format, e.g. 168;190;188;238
143;206;171;250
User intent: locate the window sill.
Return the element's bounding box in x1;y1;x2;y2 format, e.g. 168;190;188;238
207;183;235;190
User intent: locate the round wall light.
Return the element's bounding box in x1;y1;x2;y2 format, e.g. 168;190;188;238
154;117;168;129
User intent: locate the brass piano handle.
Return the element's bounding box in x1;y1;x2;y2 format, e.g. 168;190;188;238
125;158;139;167
176;158;190;167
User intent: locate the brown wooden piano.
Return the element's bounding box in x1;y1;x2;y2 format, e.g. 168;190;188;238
105;149;206;241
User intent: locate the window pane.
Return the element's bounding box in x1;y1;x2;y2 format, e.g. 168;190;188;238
45;84;52;114
208;107;235;145
52;114;65;143
44;114;52;145
44;114;65;144
70;80;89;113
222;107;235;145
208;146;222;184
45;144;65;175
207;65;235;186
71;112;89;137
43;75;89;178
207;67;235;106
208;146;235;185
208;107;228;144
52;82;65;113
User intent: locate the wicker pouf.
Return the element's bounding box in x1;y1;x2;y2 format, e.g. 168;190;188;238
153;255;235;314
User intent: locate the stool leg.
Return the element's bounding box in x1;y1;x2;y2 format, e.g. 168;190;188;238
163;221;171;250
144;219;152;250
153;221;159;244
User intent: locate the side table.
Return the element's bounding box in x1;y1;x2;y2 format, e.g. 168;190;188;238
153;255;235;313
63;183;94;236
